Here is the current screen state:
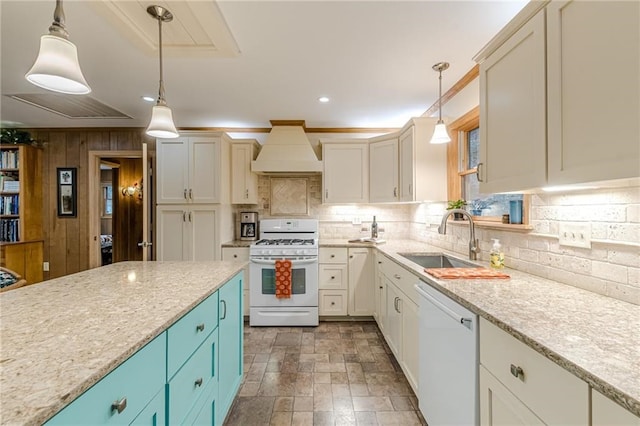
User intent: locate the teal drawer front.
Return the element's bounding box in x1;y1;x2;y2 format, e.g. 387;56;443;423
182;374;218;426
167;291;219;379
129;388;165;426
168;328;218;425
45;334;166;426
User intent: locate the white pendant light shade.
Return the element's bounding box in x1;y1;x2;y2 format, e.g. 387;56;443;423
26;34;91;95
146;105;179;138
430;121;451;144
430;61;450;144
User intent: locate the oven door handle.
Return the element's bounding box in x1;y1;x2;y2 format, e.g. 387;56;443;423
250;258;317;266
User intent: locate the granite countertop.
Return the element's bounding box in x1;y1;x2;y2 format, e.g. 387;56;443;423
0;261;246;426
320;238;640;416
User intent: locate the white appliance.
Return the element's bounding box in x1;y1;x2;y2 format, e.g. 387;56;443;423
415;280;479;426
249;218;319;326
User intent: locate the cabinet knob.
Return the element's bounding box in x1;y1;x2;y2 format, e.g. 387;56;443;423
331;302;336;306
330;254;335;258
379;286;383;289
189;188;193;199
325;189;328;199
111;397;127;414
196;323;205;332
195;377;203;387
349;255;353;259
331;276;335;280
233;254;238;258
394;274;401;279
510;364;524;381
393;187;397;197
377;261;382;264
184;189;188;200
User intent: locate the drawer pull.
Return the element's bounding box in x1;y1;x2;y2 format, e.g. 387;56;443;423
111;397;127;414
195;377;203;387
331;276;335;280
196;323;205;332
331;302;336;306
330;254;335;258
394;274;401;279
510;364;525;381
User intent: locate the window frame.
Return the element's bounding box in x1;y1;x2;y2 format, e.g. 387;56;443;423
446;106;529;225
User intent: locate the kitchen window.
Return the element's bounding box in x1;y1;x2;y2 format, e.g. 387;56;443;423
447;107;527;224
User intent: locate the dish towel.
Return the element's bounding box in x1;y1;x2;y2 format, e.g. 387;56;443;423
275;259;292;298
425;267;510;279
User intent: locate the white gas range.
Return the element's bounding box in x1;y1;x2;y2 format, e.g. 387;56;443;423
249;218;319;326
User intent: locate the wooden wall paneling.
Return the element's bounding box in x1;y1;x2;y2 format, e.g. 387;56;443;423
34;131;50;281
47;132;68;279
65;132;82;276
77;132;90;272
87;131;111;151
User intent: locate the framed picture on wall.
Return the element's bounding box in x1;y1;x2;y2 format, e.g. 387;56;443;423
57;167;77;217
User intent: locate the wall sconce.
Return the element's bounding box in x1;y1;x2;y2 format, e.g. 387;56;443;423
122;182;142;198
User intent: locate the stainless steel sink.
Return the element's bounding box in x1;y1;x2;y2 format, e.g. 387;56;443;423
398;252;477;269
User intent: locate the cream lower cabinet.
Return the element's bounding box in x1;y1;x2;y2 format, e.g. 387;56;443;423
347;248;374;316
479;318;588;425
157;205;220;261
322;141;369;204
379;254;419;393
319;247;348;316
221;247;250;316
230;140;259;204
592;389;640;426
373;251;386;333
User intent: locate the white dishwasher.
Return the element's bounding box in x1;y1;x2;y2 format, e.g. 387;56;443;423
415;281;478;426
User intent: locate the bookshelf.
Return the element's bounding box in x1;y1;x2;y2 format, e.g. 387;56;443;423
0;144;43;284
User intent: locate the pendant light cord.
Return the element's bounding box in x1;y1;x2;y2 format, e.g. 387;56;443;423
156;16;167;106
438;68;443;123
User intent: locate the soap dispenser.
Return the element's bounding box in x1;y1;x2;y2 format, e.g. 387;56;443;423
490;239;504;269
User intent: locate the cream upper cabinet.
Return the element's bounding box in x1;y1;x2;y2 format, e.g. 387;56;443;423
477;10;547;193
399;118;448;202
476;1;640;192
347;248;374;316
156;134;230;204
592;389;640;426
369;136;399;203
230;140;260;204
546;0;640;185
322;140;369;204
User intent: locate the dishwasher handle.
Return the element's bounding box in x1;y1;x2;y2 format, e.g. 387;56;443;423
414;284;474;330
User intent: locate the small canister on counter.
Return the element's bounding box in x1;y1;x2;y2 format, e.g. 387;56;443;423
502;214;510;224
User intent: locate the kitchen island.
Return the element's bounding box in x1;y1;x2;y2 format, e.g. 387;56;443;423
0;261;246;425
322;239;640;418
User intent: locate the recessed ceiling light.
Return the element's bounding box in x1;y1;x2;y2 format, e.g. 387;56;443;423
318;96;330;103
141;96;155;103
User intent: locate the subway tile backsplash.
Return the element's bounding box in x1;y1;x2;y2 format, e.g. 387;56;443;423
234;176;639;305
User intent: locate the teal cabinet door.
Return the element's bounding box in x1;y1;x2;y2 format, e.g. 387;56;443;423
45;334;166;426
216;272;243;425
129;389;165;426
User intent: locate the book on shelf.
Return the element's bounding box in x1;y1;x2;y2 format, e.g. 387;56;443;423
2;180;19;192
0;150;19;169
0;218;20;242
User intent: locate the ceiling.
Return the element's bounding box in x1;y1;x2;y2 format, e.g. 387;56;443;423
0;1;527;131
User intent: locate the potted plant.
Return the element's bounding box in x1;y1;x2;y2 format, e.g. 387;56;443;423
446;199;466;220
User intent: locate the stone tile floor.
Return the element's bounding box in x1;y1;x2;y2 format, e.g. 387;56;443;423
224;321;427;426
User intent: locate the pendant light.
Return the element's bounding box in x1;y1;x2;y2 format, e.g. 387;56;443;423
146;5;179;139
430;62;451;144
25;0;91;94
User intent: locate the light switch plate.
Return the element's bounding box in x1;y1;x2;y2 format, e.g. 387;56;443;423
43;261;50;271
559;223;592;248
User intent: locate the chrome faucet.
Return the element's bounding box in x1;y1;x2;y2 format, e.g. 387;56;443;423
438;209;479;261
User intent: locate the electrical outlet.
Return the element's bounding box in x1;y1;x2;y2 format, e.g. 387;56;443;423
352;217;362;225
43;262;50;271
559;223;592;248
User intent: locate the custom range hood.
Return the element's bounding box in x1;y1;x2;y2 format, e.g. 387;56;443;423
251;120;323;174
